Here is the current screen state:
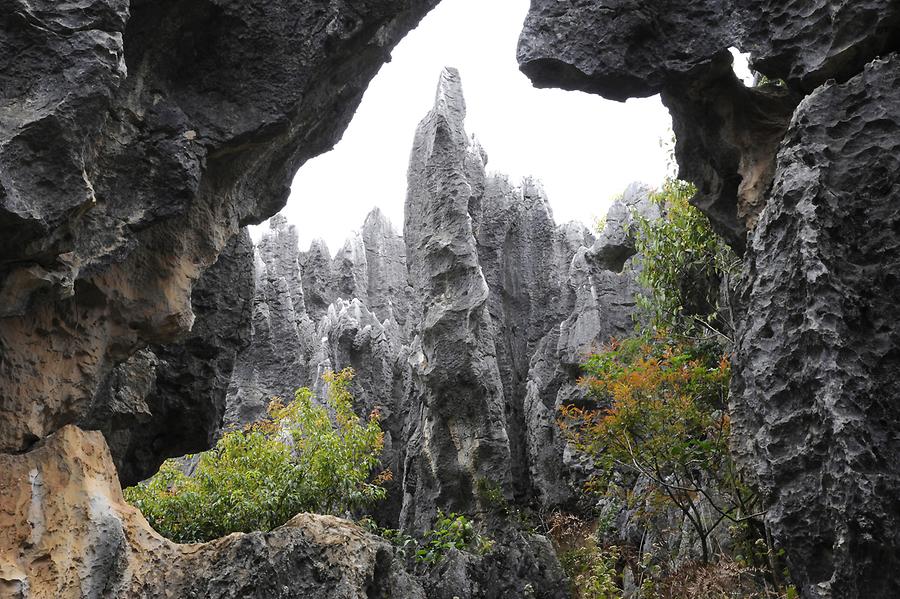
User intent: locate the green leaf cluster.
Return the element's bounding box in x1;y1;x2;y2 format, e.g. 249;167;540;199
362;511;493;568
631;178;739;339
415;511;493;565
125;368;387;543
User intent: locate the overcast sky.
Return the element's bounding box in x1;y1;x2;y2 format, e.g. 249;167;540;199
258;0;743;251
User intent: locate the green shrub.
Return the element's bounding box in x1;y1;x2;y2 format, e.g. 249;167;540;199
631;178;739;339
560;542;623;599
415;511;494;565
363;511;493;567
126;368;387;543
567;333;739;564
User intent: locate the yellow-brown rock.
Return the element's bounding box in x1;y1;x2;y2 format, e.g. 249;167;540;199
0;425;424;599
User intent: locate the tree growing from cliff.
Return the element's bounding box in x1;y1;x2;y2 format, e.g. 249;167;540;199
125;368;388;543
560;178;789;593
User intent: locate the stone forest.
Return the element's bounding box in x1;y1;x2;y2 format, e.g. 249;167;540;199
1;1;899;598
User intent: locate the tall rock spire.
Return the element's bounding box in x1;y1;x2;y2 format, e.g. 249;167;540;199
400;68;512;529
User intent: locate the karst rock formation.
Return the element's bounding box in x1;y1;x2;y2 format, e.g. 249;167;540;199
518;1;900;597
0;1;642;588
3;0;899;597
226;68;654;536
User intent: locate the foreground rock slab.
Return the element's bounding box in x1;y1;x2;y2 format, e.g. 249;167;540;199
0;425;567;599
0;426;421;598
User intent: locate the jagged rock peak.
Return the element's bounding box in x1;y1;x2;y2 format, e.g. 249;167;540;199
592;181;659;271
363;206;393;232
432;66;467;135
400;68;512;529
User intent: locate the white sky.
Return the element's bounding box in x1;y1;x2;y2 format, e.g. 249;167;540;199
256;0;751;251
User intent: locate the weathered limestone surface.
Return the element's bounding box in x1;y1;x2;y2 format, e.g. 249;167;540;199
524;185;657;507
0;425;432;599
0;0;439;455
399;68;514;529
228;72;653;530
0;425;567;598
85;230;255;486
518;2;900;596
733;56;900;598
518;0;899;253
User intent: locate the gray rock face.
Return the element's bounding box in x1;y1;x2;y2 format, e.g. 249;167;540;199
517;0;730;101
226;218;317;427
84;230;255;486
227;70;651;528
473;177;586;500
362;208;413;332
517;0;900;98
518;2;900;596
523;187;657;507
733;56;900;598
661;62;800;252
0;0;439;455
400;68;513;529
517;0;899;252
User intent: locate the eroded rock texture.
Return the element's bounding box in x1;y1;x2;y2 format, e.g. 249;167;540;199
733;56;900;598
0;0;439;456
400;68;514;529
518;1;900;596
85;230;255;486
228;70;650;530
518;0;900;254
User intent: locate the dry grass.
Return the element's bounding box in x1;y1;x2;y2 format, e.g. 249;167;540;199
657;558;792;599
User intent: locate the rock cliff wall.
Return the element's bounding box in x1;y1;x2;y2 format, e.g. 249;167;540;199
0;0;439;461
517;2;900;596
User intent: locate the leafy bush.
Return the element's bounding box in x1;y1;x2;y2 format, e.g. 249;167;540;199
126;368;387;543
362;511;493;568
631;178;739;339
564;333;760;564
560;542;623;599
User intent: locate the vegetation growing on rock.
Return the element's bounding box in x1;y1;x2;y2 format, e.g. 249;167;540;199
555;179;793;597
631;177;739;340
125;368;387;543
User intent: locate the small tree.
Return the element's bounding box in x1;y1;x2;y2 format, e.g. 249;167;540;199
565;334;763;565
125;368;388;543
631;178;739;341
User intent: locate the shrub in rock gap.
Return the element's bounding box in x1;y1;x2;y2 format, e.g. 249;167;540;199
125;368;387;543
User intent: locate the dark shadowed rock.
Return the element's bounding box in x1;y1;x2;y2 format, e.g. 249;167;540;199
517;0;729;101
517;0;899;251
83;230;254;486
732;55;900;599
661;61;799;252
0;0;439;455
736;0;900;93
